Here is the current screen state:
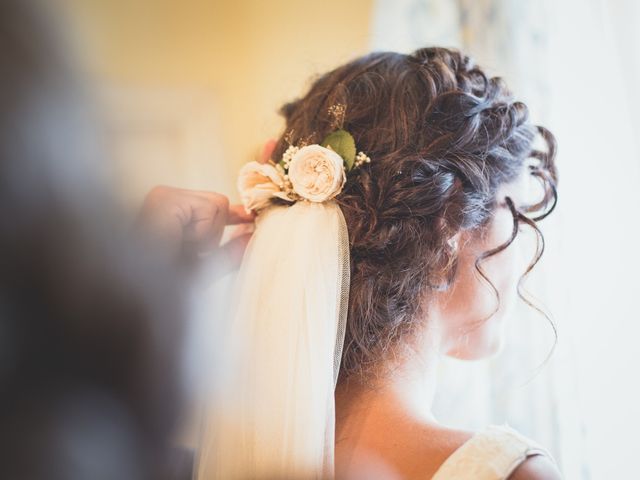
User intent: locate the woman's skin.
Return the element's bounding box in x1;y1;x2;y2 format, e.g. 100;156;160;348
141;141;562;479
334;167;562;479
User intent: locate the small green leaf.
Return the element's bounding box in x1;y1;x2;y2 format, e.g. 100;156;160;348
321;129;356;171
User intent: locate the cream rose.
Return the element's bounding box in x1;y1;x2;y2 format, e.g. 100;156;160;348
287;145;346;202
237;161;292;213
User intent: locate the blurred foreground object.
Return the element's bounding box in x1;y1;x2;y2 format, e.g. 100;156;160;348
0;1;191;479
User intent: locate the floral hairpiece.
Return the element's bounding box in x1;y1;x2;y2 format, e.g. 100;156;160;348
238;103;371;213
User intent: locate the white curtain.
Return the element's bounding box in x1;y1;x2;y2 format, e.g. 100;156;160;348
370;1;640;478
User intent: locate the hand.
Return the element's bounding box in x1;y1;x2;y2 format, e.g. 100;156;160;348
137;186;253;265
136;139;277;277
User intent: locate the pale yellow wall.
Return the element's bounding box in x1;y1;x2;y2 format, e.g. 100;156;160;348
56;0;373;202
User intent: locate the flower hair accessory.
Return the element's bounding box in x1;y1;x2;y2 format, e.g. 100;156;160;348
238;104;371;213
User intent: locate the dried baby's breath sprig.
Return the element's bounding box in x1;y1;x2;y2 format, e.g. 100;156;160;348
354;151;371;168
279;144;299;170
298;131;317;148
284;129;296;147
327;103;346;130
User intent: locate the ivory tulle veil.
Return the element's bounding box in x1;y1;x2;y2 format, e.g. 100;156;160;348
195;200;350;479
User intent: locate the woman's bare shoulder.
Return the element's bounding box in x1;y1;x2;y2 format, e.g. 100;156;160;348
508;453;563;480
336;418;477;479
407;424;478;477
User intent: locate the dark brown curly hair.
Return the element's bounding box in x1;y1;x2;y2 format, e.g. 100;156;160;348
273;47;558;380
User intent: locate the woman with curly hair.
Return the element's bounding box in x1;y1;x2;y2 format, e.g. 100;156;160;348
197;47;562;480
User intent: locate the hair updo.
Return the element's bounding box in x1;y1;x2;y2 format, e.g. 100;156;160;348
273;47;558;380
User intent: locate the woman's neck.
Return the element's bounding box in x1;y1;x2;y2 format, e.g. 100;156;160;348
335;319;445;432
335;358;439;429
336;316;441;418
334;306;483;479
334;323;446;478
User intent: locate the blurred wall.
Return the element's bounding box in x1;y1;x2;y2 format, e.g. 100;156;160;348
57;0;373;205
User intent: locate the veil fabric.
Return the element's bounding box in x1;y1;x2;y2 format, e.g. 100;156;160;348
196;200;350;479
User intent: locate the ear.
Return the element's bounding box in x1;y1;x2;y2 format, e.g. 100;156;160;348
447;231;462;252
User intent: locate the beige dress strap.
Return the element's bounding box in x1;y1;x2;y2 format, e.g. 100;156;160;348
430;423;557;480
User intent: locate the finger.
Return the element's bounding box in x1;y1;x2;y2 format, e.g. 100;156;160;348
228;204;255;224
226;222;255;241
183;197;229;254
259;139;277;164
